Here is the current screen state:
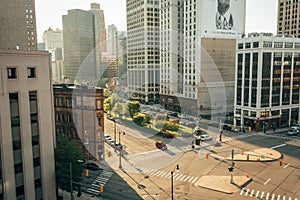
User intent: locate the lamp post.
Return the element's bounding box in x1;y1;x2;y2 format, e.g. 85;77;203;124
70;160;84;200
119;131;125;169
171;164;179;200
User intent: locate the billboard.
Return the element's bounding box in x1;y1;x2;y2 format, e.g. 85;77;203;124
201;0;246;39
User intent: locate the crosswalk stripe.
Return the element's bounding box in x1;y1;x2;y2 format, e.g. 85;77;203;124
191;177;198;183
173;174;179;179
180;175;187;181
160;172;167;177
282;196;285;200
277;195;280;200
188;176;195;182
245;189;249;196
271;193;275;200
240;188;244;195
289;197;291;200
183;176;191;182
256;191;260;198
261;192;265;199
266;192;270;200
250;190;254;197
176;174;183;180
154;171;162;176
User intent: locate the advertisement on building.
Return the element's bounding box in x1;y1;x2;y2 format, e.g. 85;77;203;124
201;0;246;39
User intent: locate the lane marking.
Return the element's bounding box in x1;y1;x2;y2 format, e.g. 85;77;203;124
264;178;271;185
256;191;260;198
270;144;286;149
284;164;290;169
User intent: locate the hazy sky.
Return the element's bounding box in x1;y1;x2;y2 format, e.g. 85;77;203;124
35;0;277;43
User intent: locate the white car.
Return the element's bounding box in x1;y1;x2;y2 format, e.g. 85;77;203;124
200;134;212;141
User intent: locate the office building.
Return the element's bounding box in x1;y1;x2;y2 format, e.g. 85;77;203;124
160;0;246;117
53;84;105;161
0;0;37;51
118;31;128;85
63;3;107;83
234;33;300;131
126;0;160;104
0;49;56;199
277;0;300;37
107;24;118;55
63;9;96;82
50;48;65;83
42;28;63;51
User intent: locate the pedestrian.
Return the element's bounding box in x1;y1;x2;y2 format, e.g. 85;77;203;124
219;130;223;142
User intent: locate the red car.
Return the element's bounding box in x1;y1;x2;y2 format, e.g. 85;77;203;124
155;141;167;150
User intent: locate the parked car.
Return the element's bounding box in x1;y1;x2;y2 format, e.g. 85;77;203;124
287;127;300;136
104;134;111;140
200;134;212;141
85;163;101;171
155;141;167;150
107;115;114;121
162;132;175;138
115;143;123;149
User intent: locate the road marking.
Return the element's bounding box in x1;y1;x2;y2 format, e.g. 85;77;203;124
256;191;260;198
188;176;195;182
289;197;291;200
160;172;167;177
179;175;187;181
245;189;250;196
270;144;286;149
191;177;198;183
183;176;190;182
173;174;179;179
266;192;270;200
250;189;254;197
284;164;290;169
282;196;285;200
176;174;183;180
271;193;275;200
156;171;164;176
261;191;265;199
264;178;271;185
277;195;280;200
240;188;244;195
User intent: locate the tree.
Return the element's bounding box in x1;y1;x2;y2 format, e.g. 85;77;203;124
128;101;140;117
55;134;85;192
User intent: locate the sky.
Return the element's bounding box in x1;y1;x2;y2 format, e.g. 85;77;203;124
35;0;278;43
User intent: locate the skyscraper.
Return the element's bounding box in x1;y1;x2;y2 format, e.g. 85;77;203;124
63;9;96;82
160;0;246;117
126;0;160;103
63;3;107;83
42;27;63;51
107;24;118;55
277;0;300;37
0;0;37;51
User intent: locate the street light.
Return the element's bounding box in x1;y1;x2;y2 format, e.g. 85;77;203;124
70;160;84;200
171;164;179;200
119;131;125;169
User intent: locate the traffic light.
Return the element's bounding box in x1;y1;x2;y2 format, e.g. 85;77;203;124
85;169;89;177
100;184;103;193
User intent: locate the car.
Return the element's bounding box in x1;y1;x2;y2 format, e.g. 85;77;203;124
104;134;111;140
162;132;175;138
85;163;101;171
155;141;167;149
115;143;123;149
200;134;212;141
107;115;114;121
287;127;299;136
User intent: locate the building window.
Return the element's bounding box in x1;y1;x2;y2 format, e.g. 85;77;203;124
7;67;17;79
27;67;36;78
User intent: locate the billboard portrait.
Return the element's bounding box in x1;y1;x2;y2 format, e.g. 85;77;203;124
201;0;246;39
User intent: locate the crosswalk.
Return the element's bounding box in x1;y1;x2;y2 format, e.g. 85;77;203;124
87;170;113;196
240;188;298;200
125;147;183;163
130;167;199;184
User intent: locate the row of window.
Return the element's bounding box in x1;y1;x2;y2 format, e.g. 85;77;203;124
7;67;36;79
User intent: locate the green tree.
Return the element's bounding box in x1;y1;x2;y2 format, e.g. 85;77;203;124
165;121;179;132
133;113;145;125
128;101;140;117
55;135;85;192
104;97;111;113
